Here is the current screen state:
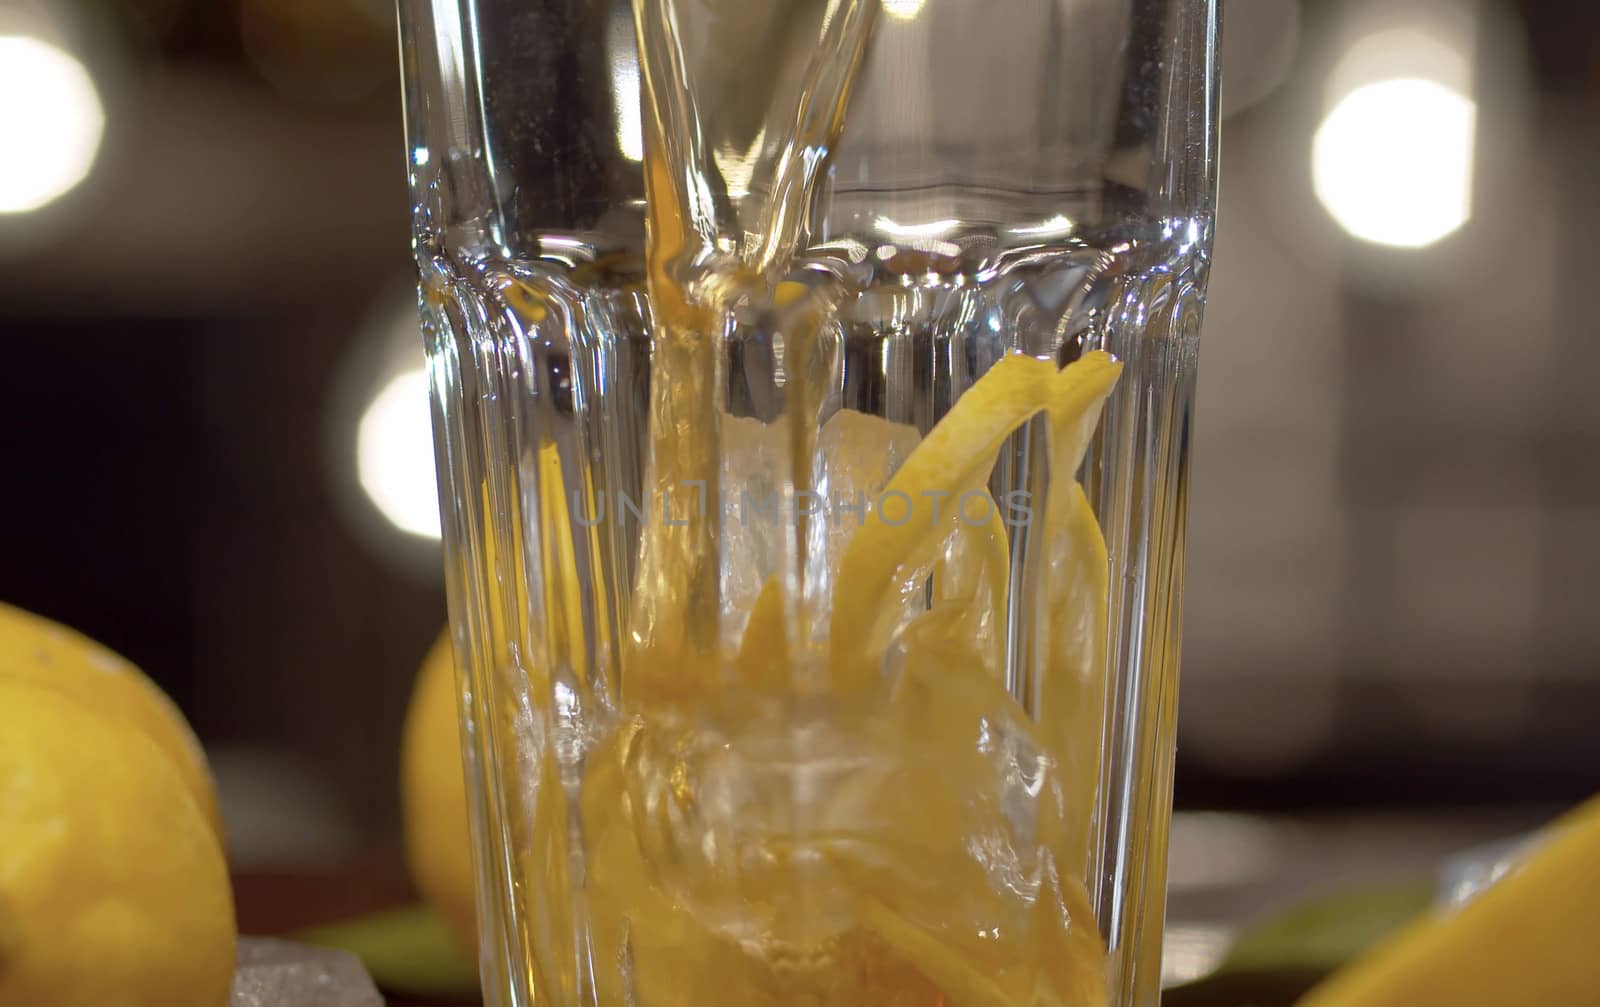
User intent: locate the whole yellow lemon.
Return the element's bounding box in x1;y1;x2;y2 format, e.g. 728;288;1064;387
0;679;236;1007
401;630;477;956
0;602;222;839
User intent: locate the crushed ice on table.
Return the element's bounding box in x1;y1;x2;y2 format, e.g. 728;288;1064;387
230;937;382;1007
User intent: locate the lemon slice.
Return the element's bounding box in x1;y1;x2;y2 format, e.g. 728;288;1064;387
533;440;590;681
927;488;1013;678
850;869;1108;1007
828;352;1121;690
826;354;1053;686
736;576;789;690
850;891;1019;1007
1036;479;1112;874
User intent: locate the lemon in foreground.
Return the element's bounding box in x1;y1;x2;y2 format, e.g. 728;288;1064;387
1301;793;1600;1006
401;630;477;957
0;679;236;1007
0;601;222;839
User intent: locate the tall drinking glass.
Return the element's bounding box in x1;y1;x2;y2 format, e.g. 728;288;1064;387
398;2;1218;1005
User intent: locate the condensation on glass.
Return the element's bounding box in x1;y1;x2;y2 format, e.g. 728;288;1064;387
397;2;1218;1005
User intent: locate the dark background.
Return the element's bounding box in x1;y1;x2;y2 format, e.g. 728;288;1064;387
2;0;1598;877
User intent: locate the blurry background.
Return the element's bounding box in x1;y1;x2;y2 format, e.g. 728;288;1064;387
1;0;1596;964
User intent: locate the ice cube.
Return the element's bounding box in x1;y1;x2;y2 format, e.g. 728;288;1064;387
229;937;383;1007
718;407;922;647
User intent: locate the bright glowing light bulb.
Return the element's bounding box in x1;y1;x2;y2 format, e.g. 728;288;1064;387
357;369;442;539
1312;31;1472;249
0;36;106;214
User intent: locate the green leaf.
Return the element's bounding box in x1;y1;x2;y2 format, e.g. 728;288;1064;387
1221;881;1435;974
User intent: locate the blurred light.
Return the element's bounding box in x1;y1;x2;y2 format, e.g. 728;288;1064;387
357;369;441;540
884;0;926;22
1328;25;1471;99
1314;79;1474;248
609;8;643;162
1314;27;1476;248
0;35;104;214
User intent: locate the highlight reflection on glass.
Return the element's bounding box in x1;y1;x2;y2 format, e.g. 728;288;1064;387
608;7;643;163
883;0;928;22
